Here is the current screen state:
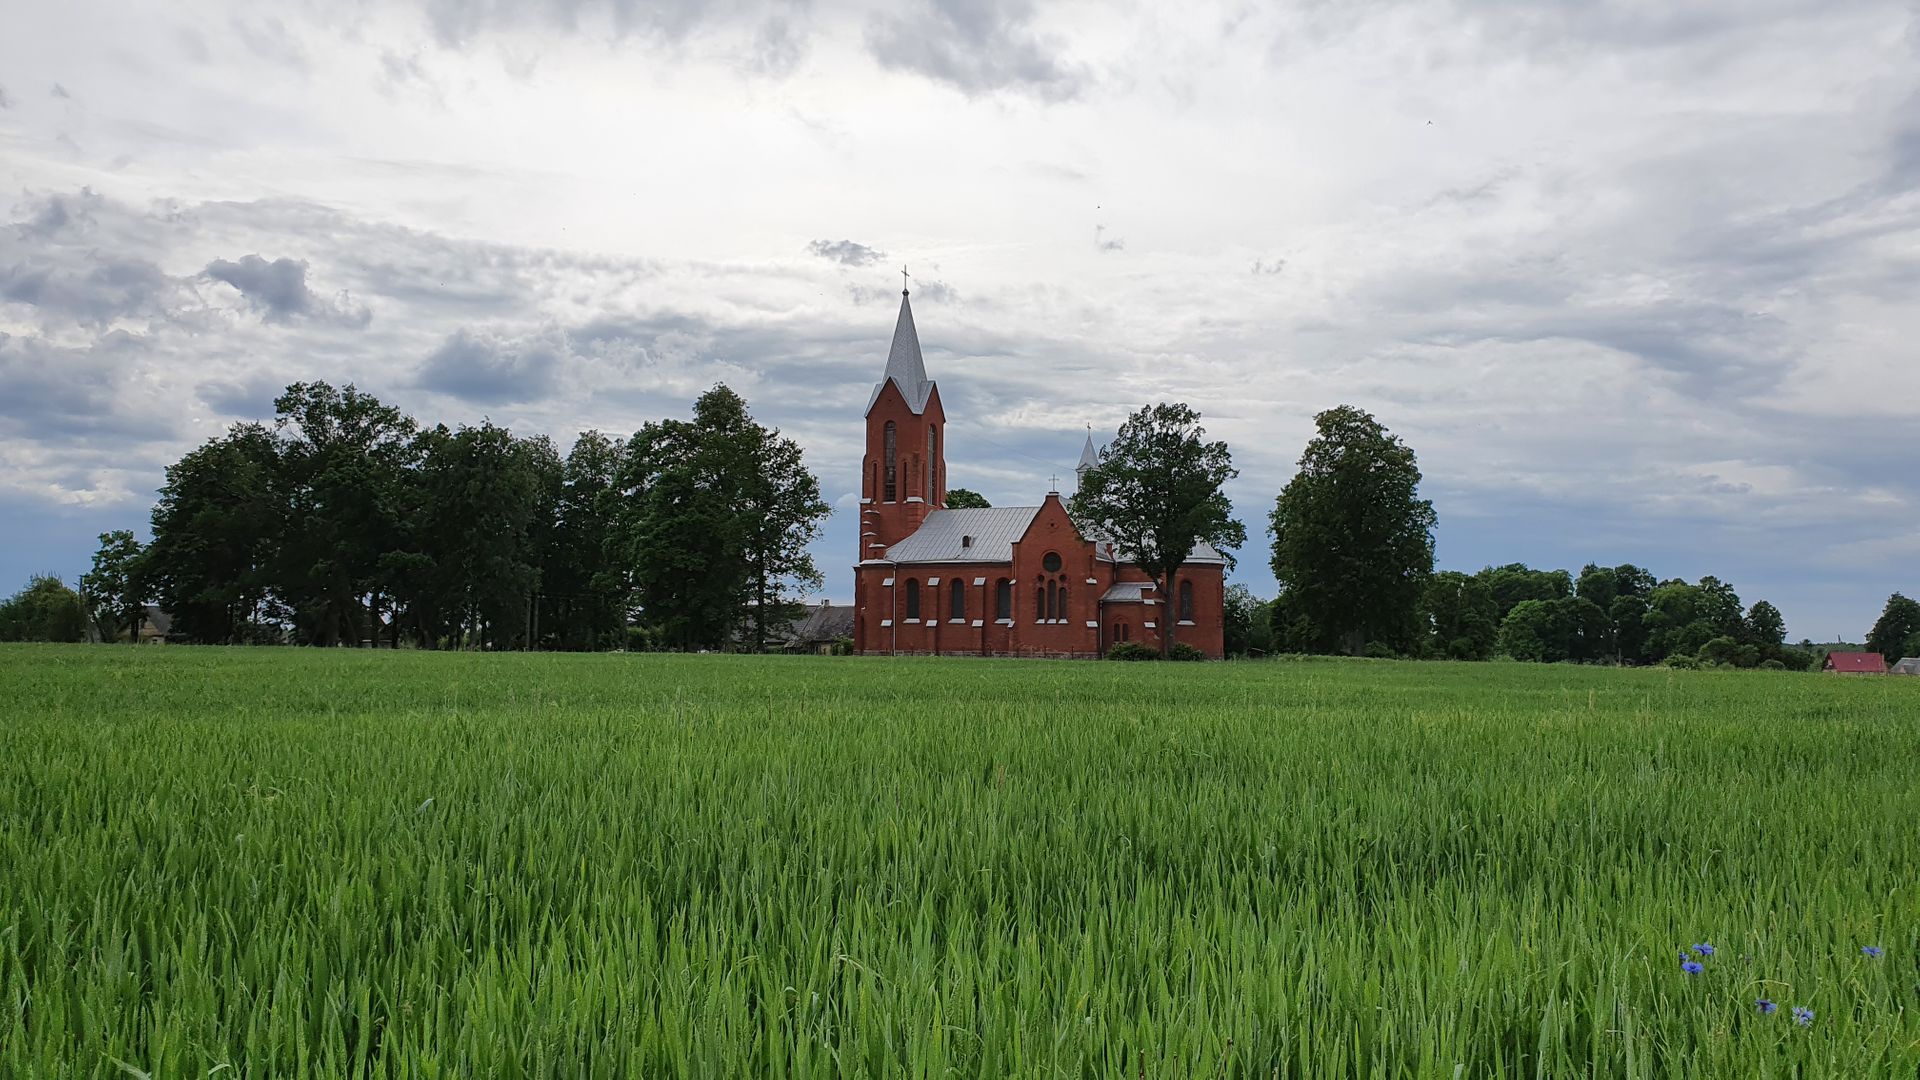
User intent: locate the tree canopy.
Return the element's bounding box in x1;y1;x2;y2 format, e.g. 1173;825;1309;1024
1867;593;1920;662
1269;405;1436;655
1069;402;1245;656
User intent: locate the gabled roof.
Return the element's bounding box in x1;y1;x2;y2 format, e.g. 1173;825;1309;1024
885;507;1041;563
1887;657;1919;675
865;291;935;415
1101;581;1153;603
1825;651;1887;673
880;504;1229;566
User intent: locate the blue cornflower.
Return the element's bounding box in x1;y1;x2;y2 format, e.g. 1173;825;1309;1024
1862;945;1883;958
1681;960;1704;975
1755;999;1777;1015
1691;943;1716;957
1792;1006;1814;1026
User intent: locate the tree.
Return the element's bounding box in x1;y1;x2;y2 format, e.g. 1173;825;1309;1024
1742;600;1787;663
0;575;89;642
143;424;283;644
81;530;146;643
543;431;631;650
1866;592;1920;662
1223;584;1274;657
407;422;556;649
738;411;831;652
1419;570;1498;660
1497;599;1571;662
1268;405;1435;655
944;488;991;509
270;382;419;645
1481;564;1573;622
1070;402;1245;656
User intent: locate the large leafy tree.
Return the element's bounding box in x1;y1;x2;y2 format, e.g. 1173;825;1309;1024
1866;593;1920;662
1070;402;1245;656
270;382;419;645
80;530;147;643
143;424;283;643
0;575;88;642
1419;570;1499;660
543;431;632;650
944;488;991;509
620;386;827;651
1268;405;1435;655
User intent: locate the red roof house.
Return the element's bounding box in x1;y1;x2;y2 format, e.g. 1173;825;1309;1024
1823;651;1888;674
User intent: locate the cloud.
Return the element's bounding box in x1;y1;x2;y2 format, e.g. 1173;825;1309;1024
0;85;11;109
807;239;886;266
850;278;957;304
50;83;71;100
1094;225;1124;252
202;254;371;327
0;332;174;444
1251;258;1285;275
866;0;1084;100
417;326;564;405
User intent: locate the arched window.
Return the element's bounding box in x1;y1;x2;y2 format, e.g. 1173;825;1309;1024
1046;581;1058;621
1179;579;1195;622
950;577;965;620
868;460;877;499
904;577;920;620
1059;583;1069;619
883;422;897;502
995;579;1012;620
927;426;937;501
1035;583;1045;622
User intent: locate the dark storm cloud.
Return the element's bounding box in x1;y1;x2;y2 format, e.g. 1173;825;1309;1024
417;327;563;405
807;239;886;266
865;0;1083;100
202;254;370;327
0;332;173;443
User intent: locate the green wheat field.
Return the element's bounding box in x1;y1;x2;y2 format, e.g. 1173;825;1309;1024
2;646;1916;1077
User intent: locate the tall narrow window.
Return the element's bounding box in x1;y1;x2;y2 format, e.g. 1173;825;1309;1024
950;578;965;620
1179;579;1195;621
883;422;897;502
904;577;920;620
1046;581;1058;621
868;460;876;499
927;426;937;501
995;579;1012;620
1035;584;1045;622
1059;583;1069;618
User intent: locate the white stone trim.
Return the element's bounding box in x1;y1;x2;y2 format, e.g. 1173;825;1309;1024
1178;620;1196;626
996;618;1013;625
906;497;924;503
882;577;894;586
1144;621;1157;629
860;498;872;504
928;577;940;585
1085;577;1098;584
972;577;986;586
1085;620;1098;628
971;619;984;627
949;618;965;624
905;618;920;625
880;619;893;627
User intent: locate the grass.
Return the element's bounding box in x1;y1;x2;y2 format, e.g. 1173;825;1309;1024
1;645;1916;1077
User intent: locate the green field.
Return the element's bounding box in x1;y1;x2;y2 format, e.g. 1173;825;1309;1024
1;646;1916;1077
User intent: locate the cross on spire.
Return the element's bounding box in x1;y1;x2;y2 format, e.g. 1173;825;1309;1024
901;264;910;295
1048;473;1060;492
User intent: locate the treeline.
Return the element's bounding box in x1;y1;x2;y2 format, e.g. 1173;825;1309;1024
32;381;828;650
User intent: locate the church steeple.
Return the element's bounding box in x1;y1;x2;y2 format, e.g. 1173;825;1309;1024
1075;429;1099;491
867;288;934;415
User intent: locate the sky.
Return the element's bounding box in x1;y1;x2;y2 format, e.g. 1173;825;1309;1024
2;0;1917;641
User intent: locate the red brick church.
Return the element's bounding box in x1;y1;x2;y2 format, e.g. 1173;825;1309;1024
852;287;1226;658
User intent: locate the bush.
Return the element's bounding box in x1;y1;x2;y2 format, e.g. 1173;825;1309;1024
1662;654;1701;670
1759;658;1787;671
0;575;88;643
1362;641;1400;660
1168;642;1207;662
830;636;853;656
1105;642;1159;661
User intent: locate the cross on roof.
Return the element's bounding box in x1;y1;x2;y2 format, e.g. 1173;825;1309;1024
901;264;910;295
1048;474;1060;491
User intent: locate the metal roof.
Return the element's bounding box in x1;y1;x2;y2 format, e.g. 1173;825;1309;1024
1101;581;1152;603
1890;657;1920;675
884;507;1041;563
865;291;935;415
1825;651;1887;673
883;505;1229;567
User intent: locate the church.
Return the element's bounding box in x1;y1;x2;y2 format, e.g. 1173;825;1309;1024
852;287;1227;658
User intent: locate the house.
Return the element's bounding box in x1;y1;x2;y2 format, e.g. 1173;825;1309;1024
1822;651;1887;674
771;602;858;654
851;286;1226;658
1890;657;1920;676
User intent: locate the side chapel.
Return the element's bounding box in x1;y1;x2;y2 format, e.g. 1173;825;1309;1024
852;286;1226;658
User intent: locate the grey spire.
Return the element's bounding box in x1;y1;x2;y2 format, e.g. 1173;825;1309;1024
1075;429;1098;490
866;289;934;415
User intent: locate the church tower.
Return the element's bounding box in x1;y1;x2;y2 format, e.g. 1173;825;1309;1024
859;286;946;562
